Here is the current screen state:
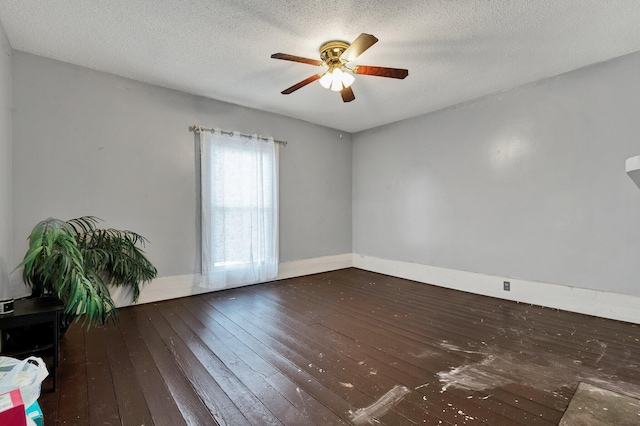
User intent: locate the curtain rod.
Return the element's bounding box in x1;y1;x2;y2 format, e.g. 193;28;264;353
189;124;287;146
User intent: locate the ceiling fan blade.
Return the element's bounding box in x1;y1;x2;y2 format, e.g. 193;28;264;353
352;65;408;79
341;33;378;62
271;53;323;66
281;74;322;94
341;86;355;103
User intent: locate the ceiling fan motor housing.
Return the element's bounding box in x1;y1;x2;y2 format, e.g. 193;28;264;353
320;40;350;68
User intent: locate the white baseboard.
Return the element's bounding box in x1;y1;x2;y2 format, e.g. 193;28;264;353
352;254;640;325
110;252;640;325
110;253;353;308
109;274;204;307
276;253;353;280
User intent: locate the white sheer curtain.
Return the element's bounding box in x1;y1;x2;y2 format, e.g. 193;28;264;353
200;129;278;289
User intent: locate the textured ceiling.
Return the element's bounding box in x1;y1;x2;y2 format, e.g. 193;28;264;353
1;1;640;133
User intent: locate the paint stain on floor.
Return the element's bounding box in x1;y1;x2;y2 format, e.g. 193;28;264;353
434;337;640;402
349;385;411;425
437;342;580;393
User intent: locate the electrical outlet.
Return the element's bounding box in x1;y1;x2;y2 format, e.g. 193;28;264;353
503;281;511;291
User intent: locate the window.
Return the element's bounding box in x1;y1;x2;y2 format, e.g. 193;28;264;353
200;130;278;289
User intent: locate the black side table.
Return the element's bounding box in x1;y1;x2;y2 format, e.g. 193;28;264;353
0;297;64;391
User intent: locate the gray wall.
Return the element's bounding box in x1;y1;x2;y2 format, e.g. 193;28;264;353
0;21;13;298
12;51;352;283
353;52;640;296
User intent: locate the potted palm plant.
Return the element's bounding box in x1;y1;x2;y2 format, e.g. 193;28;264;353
17;216;157;330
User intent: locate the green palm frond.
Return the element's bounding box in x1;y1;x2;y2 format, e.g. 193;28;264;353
17;216;156;328
78;227;157;302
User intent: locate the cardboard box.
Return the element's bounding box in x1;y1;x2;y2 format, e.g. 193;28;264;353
0;389;27;426
25;401;43;426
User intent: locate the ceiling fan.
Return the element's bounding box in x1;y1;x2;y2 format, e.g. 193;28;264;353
271;33;408;103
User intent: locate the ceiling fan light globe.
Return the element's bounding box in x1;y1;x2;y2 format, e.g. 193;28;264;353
330;80;343;92
341;72;355;88
319;71;332;89
330;69;344;91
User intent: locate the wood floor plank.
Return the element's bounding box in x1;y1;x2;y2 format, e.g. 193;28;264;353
131;306;222;426
226;290;451;415
143;301;261;425
262;274;595;421
206;293;448;425
189;295;360;424
39;321;84;424
247;276;596;424
103;319;155;426
52;322;89;425
118;308;188;426
229;295;489;425
168;302;315;425
39;268;640;425
147;301;285;426
179;296;350;426
84;323;121;426
341;273;640;365
239;288;556;424
272;283;564;422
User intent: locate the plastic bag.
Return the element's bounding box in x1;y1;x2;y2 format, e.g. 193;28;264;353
0;356;49;407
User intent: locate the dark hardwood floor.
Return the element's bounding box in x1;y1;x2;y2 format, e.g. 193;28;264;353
39;268;640;425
